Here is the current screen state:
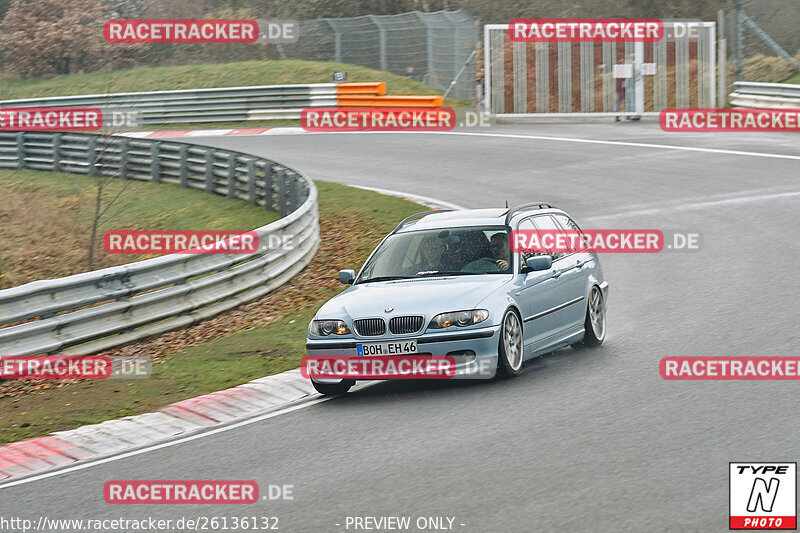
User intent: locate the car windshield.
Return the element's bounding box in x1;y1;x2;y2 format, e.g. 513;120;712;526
357;226;512;283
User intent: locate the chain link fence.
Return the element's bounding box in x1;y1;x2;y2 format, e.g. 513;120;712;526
275;9;479;101
719;1;800;83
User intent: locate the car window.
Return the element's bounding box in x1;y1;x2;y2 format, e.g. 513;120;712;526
553;213;586;253
531;215;565;261
517;216;562;271
553;214;581;232
357;226;511;282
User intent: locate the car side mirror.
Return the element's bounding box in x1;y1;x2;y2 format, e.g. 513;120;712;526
521;255;552;273
338;269;355;285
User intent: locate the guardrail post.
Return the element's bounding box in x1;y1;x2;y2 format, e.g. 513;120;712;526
52;134;61;172
277;168;287;217
178;145;188;188
16;132;25;169
119;138;129;179
226;153;236;199
265;164;273;211
289;171;299;213
150;142;160;183
87;136;97;177
299;177;308;202
205;151;215;193
247;159;256;204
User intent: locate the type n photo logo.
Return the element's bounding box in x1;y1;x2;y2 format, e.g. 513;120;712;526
730;463;797;530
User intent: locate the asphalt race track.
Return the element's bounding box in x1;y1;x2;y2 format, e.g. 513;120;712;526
3;122;800;532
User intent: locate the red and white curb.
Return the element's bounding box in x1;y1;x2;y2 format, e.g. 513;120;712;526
119;127;307;138
0;369;314;482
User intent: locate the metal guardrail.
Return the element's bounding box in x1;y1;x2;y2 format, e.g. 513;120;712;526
0;83;383;124
729;81;800;107
0;132;319;355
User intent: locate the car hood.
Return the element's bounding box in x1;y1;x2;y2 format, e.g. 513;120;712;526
317;275;513;320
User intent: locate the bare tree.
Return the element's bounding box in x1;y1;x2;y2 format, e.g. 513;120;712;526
0;0;144;78
86;172;131;271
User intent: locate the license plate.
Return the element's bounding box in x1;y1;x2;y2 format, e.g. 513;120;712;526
357;340;417;356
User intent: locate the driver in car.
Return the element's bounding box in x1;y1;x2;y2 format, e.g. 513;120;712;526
490;232;511;271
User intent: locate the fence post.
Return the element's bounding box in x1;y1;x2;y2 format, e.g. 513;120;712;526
205;151;215;193
52;134;61;172
415;12;435;85
87;136;97;177
368;15;388;72
226;153;236;199
150;142;160;183
734;0;743;80
443;11;461;95
324;19;342;63
178;145;188;188
16;132;25;170
247;159;256;204
277;168;287;217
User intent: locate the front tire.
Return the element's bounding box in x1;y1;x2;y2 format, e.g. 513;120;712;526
311;379;355;395
582;286;606;346
497;309;524;377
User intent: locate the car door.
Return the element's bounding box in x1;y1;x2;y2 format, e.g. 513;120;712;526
516;216;566;348
552;213;594;329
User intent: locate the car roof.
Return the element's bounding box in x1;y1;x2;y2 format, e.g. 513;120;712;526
394;206;566;233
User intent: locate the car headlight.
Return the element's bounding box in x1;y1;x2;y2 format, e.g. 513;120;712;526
428;309;489;329
310;319;351;336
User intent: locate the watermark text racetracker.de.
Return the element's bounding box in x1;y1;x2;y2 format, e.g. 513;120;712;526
103;19;299;44
103;230;294;255
509;18;663;42
301;107;456;132
302;355;497;380
509;229;702;253
0;355;150;379
661;108;800;132
660;357;800;380
0;107;141;131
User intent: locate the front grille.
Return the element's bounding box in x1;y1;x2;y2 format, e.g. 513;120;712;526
353;318;386;336
389;315;424;334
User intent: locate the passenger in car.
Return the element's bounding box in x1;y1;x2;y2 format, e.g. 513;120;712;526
413;236;445;274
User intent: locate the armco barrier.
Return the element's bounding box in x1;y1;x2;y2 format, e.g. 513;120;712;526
336;95;444;107
0;83;394;124
729;81;800;108
0;132;319;355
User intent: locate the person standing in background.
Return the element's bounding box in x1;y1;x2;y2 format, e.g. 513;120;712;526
476;66;485;111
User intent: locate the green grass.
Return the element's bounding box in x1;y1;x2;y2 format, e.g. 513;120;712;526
0;169;277;230
783;73;800;84
0;180;426;444
0;169;278;288
0;59;467;107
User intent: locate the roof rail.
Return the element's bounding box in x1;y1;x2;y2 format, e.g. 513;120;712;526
391;209;454;234
504;202;554;225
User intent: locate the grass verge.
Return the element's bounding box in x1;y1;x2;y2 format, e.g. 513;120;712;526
0;169;277;289
0;59;468;108
0;181;426;444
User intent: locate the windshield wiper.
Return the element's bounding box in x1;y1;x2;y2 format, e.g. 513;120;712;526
414;271;481;277
357;276;414;283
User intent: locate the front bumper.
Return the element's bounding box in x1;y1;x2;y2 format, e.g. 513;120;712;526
306;324;501;381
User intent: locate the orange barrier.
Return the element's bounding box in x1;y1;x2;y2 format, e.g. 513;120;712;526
336;94;443;107
336;82;387;95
